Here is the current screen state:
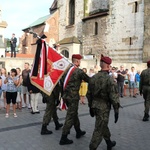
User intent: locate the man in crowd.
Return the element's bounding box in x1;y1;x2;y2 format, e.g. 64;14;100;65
59;54;89;145
87;55;120;150
10;33;17;57
128;66;137;98
22;62;31;108
140;60;150;121
117;65;126;97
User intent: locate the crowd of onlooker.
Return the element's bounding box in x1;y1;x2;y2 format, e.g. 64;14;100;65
0;62;41;118
0;63;141;118
109;65;140;98
79;65;141;104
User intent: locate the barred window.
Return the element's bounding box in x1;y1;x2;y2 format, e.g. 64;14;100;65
61;50;69;58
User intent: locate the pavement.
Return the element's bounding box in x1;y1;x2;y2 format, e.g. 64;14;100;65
0;93;149;150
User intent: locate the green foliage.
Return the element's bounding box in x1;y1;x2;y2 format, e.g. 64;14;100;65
6;38;11;47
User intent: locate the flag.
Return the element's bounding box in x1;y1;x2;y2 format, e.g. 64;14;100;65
30;39;70;96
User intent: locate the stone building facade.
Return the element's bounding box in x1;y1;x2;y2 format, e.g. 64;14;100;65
57;0;149;70
57;0;84;59
82;0;145;65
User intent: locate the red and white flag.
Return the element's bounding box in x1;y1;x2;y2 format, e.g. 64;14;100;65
30;39;70;96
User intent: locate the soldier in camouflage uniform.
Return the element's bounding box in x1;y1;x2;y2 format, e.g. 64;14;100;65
59;54;89;145
139;60;150;121
41;83;63;135
87;55;120;150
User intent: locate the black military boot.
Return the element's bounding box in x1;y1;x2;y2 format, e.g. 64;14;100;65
76;129;86;139
54;121;63;130
59;134;73;145
143;113;149;121
41;125;53;135
105;139;116;150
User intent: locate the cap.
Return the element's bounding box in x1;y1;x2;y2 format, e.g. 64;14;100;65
100;54;112;65
147;60;150;65
72;54;83;60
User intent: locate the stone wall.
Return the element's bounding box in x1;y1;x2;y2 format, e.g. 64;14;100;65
82;16;108;56
107;0;144;63
88;0;109;14
58;0;84;41
143;0;150;62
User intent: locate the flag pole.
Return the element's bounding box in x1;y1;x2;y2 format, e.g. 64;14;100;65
28;30;72;65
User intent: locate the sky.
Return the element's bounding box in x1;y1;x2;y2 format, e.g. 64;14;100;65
0;0;54;39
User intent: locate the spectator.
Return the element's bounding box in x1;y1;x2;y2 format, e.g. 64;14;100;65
123;69;129;96
109;67;118;82
88;67;95;77
117;65;126;97
79;68;88;104
21;62;31;108
1;68;7;108
128;66;137;98
135;70;140;95
16;68;23;109
10;33;17;57
4;68;19;118
26;73;40;114
0;70;2;108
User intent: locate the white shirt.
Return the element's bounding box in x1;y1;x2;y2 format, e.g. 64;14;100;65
128;71;136;82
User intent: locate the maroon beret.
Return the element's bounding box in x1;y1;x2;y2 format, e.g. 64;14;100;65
101;54;112;65
147;60;150;65
72;54;83;60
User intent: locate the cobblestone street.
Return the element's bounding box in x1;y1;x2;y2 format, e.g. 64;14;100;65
0;94;149;150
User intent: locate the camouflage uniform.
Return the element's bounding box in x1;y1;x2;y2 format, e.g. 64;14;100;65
139;68;150;121
61;66;89;135
87;70;120;150
42;83;60;126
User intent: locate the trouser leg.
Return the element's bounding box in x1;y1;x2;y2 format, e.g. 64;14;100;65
42;100;55;125
62;100;79;135
30;94;35;112
34;93;40;112
89;109;110;150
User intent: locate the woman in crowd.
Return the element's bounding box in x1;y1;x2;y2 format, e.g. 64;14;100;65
1;68;7;108
16;68;23;109
4;68;19;118
0;69;2;109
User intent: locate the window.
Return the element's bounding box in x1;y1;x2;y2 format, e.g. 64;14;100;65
61;50;69;58
69;0;75;25
94;22;98;35
129;37;133;45
135;2;138;13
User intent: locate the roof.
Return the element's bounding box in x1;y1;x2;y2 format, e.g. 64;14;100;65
58;36;81;45
22;15;51;31
50;0;57;13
